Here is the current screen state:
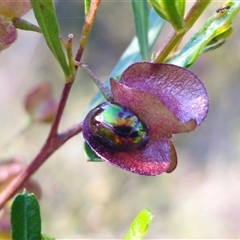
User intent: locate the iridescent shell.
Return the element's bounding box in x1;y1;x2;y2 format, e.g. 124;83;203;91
89;102;150;152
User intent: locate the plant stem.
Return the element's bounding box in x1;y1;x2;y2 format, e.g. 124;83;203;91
75;0;102;63
48;82;73;137
0;82;73;208
66;34;75;75
153;31;185;63
0;121;83;209
0;0;102;209
153;0;211;63
184;0;212;30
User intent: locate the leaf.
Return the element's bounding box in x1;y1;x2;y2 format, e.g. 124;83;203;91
170;1;240;68
11;190;41;240
84;141;104;162
13;18;41;33
201;27;232;53
84;9;165;116
84;0;91;15
123;209;153;240
148;0;185;31
177;0;186;19
131;0;149;60
41;234;55;240
30;0;70;78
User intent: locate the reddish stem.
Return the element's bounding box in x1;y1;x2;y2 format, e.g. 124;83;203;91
0;0;102;209
0;123;83;209
75;0;101;63
0;82;82;209
48;82;73;137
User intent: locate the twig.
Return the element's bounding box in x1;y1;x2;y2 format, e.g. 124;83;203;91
0;121;83;209
0;0;102;209
75;0;102;63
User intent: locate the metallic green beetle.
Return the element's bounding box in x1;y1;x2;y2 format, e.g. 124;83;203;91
89;102;150;152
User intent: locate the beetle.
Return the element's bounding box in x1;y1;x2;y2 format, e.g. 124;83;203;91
88;102;150;152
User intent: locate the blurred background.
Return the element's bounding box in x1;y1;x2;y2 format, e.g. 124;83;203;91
1;1;240;239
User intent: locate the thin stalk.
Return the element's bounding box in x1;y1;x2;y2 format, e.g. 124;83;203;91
75;0;102;63
0;121;83;209
66;34;75;75
48;82;73;137
0;0;102;209
0;82;73;208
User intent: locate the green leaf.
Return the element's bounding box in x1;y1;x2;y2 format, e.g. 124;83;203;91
200;26;232;54
201;39;226;54
201;27;233;53
84;141;104;162
123;209;153;240
170;1;240;68
30;0;71;78
11;190;41;240
84;0;91;15
41;234;55;240
148;0;185;31
177;0;186;19
131;0;149;60
13;18;41;33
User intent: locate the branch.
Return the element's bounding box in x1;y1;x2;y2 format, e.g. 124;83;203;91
75;0;102;63
0;121;83;209
0;0;102;209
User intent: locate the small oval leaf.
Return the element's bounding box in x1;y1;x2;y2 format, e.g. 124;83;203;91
84;141;104;162
24;82;58;123
123;209;153;240
11;190;41;240
41;234;55;240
